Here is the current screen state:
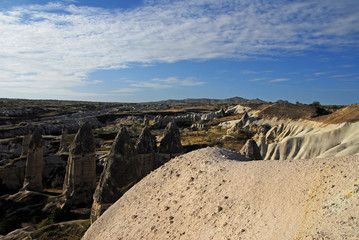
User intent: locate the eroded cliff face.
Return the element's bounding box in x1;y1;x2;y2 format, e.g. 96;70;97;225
255;120;359;160
223;104;359;160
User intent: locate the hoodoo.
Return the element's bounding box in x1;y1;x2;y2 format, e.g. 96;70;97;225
62;122;96;206
22;128;44;191
91;127;138;222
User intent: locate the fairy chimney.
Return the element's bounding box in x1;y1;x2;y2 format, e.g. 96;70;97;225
62;122;96;206
91;127;137;222
22;128;44;191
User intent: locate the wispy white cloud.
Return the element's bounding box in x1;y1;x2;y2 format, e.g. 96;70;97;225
330;73;358;78
110;88;141;93
341;64;354;68
249;77;268;82
314;72;329;76
130;77;205;89
269;78;290;83
0;0;358;97
242;70;259;75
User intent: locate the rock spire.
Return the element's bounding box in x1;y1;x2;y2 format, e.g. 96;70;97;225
62;122;96;206
91;127;138;222
22;128;45;191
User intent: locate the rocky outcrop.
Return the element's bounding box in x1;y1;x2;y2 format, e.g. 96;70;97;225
91;127;138;222
0;117;101;139
263;121;359;160
158;122;183;156
0;190;49;220
58;126;71;153
227;112;249;134
136;127;157;177
20;130;32;158
22;129;45;191
240;139;262;160
91;124;186;222
156;121;184;167
190;123;207;131
152;114;200;128
142;115;150;127
152;109;226;129
200;109;224;121
62;122;96;206
0;158;26;194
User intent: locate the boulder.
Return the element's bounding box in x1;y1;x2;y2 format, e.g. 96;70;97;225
0;158;26;194
22;129;45;191
240;139;262;160
0;190;49;220
91;127;138;222
62;122;96;206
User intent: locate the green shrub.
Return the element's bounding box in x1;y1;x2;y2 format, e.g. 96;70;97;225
51;174;62;189
39;217;53;227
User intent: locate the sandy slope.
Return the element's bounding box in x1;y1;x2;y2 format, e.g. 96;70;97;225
83;148;359;240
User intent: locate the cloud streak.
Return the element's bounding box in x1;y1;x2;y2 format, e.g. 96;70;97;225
130;77;206;89
269;78;290;83
0;0;358;96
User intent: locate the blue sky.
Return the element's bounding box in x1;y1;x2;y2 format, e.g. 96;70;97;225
0;0;358;105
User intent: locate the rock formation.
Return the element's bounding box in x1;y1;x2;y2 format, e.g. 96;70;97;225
157;121;183;164
227;112;249;134
136;127;157;177
142;115;150;127
58;126;70;153
20;130;32;158
200;109;225;121
22;129;45;191
62;122;96;206
91;127;138;222
240;139;262;160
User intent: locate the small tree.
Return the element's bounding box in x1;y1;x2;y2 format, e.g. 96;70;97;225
310;101;321;107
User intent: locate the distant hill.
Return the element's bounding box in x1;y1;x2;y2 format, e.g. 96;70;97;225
146;97;266;105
